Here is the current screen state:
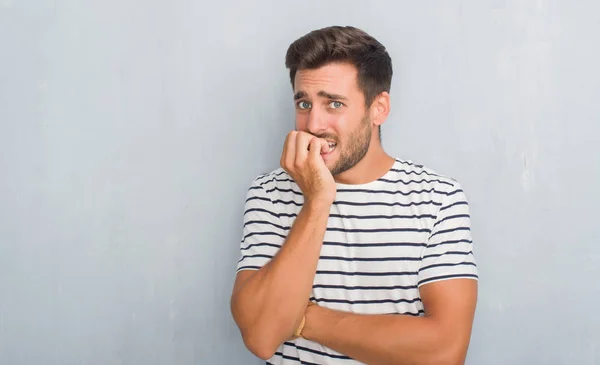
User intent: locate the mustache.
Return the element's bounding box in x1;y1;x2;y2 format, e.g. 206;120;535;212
292;128;338;142
311;133;338;142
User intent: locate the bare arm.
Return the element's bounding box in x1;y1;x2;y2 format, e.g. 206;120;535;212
302;279;478;365
230;132;335;360
231;201;330;359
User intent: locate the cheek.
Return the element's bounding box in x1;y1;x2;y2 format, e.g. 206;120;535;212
328;115;347;137
294;113;307;131
323;111;344;129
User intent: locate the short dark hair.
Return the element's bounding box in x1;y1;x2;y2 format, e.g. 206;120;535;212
285;25;393;108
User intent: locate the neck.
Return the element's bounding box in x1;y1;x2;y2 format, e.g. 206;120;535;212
333;142;395;185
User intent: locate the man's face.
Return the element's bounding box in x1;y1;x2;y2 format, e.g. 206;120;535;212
293;62;373;176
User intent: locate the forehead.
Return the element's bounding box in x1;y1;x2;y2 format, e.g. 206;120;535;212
294;62;360;96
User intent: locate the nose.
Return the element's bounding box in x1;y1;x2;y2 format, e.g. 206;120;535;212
306;108;327;135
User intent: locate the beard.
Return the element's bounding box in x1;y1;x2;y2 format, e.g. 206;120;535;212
317;114;372;176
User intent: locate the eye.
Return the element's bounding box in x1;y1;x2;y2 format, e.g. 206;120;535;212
297;101;311;110
329;101;344;109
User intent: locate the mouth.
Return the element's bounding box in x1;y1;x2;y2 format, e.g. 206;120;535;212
322;141;337;155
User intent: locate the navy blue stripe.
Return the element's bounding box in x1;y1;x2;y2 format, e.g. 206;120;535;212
312;284;418;290
375;309;425;316
237;253;273;263
248;185;262;191
388;168;439;177
398;309;425;316
419;261;477;272
377;309;425;316
237;265;261;271
270;212;437;220
330;213;436;220
243;231;286;240
333;200;442;208
244;220;287;230
396;159;424;167
422;250;473;260
246;211;439;222
310;297;422;305
324;241;426;248
428;239;472;249
419;273;479;286
246;196;271;204
320;255;421;262
283;342;353;360
258;169;286;179
432;214;470;228
430;226;470;238
244;220;431;233
253;173;268;182
257;171;289;185
276;212;298;218
269;199;442;208
335;188;449;196
244;208;281;218
246;223;429;234
271;199;303;206
263;177;295;185
446;189;463;197
439;201;468;211
317;270;418;277
377;178;454;186
240;242;280;251
266;186;457;197
265;187;302;195
265;177;454;188
272;352;319;364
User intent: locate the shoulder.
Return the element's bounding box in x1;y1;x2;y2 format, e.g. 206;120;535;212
248;167;294;191
244;167;300;203
390;158;465;197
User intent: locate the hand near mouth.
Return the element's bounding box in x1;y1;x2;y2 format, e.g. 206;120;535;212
280;131;336;206
307;140;336;154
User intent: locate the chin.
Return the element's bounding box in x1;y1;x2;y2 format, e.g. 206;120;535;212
327;162;345;177
323;157;337;172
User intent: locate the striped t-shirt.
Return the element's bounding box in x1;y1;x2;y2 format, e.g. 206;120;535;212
236;158;478;365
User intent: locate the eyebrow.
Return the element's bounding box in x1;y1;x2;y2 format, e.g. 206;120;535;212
293;91;307;100
293;90;348;100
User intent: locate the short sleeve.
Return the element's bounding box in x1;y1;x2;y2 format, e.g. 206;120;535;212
236;178;286;273
417;182;479;287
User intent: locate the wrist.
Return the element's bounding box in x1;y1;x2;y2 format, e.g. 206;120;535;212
301;303;322;341
291;315;306;340
303;198;333;214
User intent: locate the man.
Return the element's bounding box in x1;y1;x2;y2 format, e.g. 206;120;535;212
230;25;478;365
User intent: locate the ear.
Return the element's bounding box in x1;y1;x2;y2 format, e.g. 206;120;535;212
369;92;390;127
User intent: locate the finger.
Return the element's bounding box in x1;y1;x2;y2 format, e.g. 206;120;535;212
294;132;313;164
308;137;323;162
282;131;297;169
319;139;330;154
